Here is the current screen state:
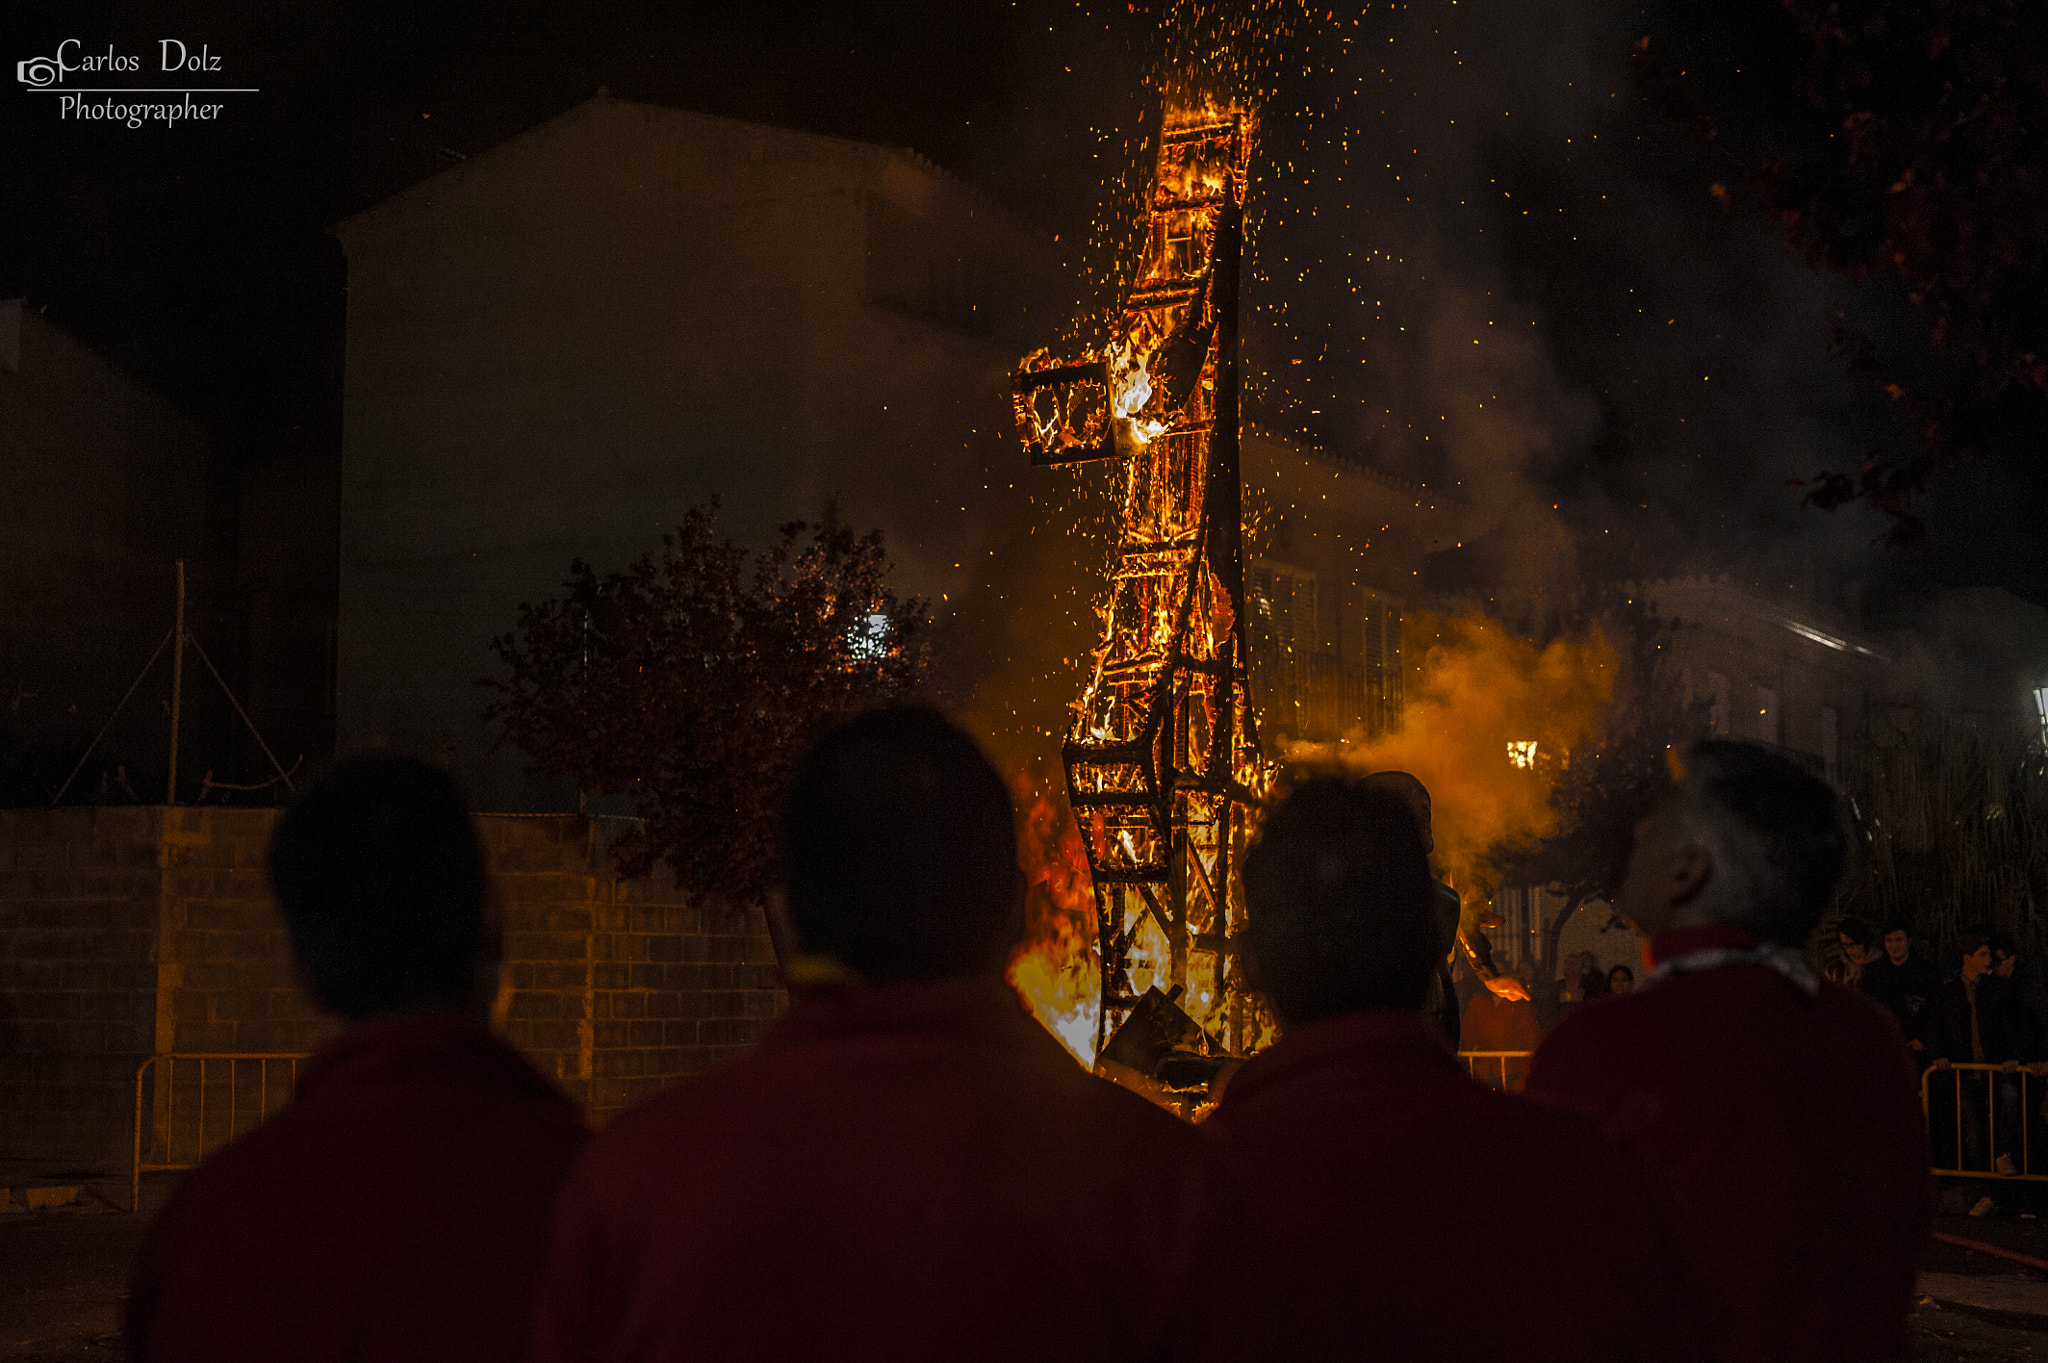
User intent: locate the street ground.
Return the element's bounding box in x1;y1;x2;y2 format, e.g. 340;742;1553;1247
5;1174;2048;1358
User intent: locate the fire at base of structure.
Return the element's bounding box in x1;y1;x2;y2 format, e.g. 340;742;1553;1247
1013;106;1267;1066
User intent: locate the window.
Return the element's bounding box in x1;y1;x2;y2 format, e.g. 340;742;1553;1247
1250;560;1318;733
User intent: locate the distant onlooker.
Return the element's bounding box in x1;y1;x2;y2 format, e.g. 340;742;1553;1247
1830;917;1877;989
1460;966;1542;1088
127;757;587;1363
1209;776;1714;1362
1924;930;2028;1175
1526;741;1930;1363
1608;964;1636;996
1580;957;1611;1001
1992;930;2048;1063
1860;924;1942;1054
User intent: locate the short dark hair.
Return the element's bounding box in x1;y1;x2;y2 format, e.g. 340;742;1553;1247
268;756;487;1019
1609;963;1635;985
1675;740;1849;946
1360;769;1431;831
1837;916;1875;949
1990;929;2020;958
780;707;1022;982
1960;929;1993;962
1241;776;1440;1027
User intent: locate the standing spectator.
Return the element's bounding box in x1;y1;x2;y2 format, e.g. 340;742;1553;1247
1460;966;1543;1089
1861;924;1942;1057
1209;777;1714;1363
1607;964;1636;996
1924;930;2027;1176
526;707;1240;1363
1992;931;2048;1061
1526;741;1930;1363
1830;917;1877;989
1580;956;1611;1001
127;757;587;1363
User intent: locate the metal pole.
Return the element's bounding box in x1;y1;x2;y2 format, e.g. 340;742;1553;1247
166;561;186;805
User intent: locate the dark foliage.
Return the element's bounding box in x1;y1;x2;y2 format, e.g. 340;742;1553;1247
1636;0;2048;547
484;499;932;906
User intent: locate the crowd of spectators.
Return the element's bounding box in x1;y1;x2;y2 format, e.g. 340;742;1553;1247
1836;913;2048;1179
123;723;1934;1363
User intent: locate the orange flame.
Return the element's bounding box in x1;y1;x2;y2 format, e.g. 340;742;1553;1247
1006;768;1102;1064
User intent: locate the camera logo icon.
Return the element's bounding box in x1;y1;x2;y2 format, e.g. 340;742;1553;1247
16;55;63;87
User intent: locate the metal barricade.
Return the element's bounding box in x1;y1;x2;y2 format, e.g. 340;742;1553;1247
1457;1050;1534;1092
133;1053;309;1211
1921;1062;2048;1182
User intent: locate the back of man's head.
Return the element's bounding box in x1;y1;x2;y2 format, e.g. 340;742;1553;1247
780;707;1023;983
269;755;488;1020
1242;776;1439;1027
1359;769;1431;832
1670;740;1848;947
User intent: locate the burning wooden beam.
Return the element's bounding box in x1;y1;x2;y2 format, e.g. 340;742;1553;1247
1013;105;1268;1061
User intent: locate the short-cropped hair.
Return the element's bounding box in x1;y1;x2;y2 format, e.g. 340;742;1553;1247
1960;929;1993;962
1242;776;1440;1026
780;707;1023;983
1838;916;1875;949
1673;740;1848;946
268;756;486;1019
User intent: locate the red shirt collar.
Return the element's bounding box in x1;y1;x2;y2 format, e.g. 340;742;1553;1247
1647;923;1761;967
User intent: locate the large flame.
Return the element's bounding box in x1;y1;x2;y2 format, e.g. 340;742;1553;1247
1006;768;1102;1064
1290;614;1617;913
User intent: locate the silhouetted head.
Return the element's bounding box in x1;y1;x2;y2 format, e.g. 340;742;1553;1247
1242;776;1440;1028
1617;740;1848;946
1359;770;1433;854
269;755;492;1021
779;706;1023;983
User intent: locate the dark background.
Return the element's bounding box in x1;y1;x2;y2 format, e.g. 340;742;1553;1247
2;0;2039;607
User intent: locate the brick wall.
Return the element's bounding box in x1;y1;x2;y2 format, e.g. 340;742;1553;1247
0;808;161;1170
0;807;785;1169
488;815;783;1120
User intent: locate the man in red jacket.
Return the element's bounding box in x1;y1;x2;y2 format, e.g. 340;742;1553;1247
1206;776;1713;1363
526;707;1239;1363
127;756;586;1363
1526;741;1931;1363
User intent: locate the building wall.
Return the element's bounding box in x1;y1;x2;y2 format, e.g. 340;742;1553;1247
0;806;783;1171
0;303;221;800
334;94;1065;810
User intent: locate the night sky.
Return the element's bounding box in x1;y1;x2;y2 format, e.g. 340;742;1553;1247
4;0;2041;608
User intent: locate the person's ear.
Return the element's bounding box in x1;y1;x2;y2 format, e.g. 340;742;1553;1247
1667;841;1712;911
477;876;508;1023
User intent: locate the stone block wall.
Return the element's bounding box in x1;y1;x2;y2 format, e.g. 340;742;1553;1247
0;808;162;1170
488;815;783;1120
0;807;784;1169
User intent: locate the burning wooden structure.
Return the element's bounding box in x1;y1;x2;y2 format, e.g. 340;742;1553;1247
1012;106;1266;1065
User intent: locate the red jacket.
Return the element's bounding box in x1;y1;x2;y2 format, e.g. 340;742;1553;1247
1205;1009;1714;1363
127;1015;587;1363
525;976;1240;1363
1526;925;1932;1363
